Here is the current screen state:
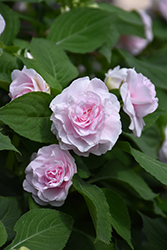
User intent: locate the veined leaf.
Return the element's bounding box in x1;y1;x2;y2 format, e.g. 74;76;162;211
99;3;145;37
95;160;157;201
0;92;55;143
0;52;20;75
0;133;19;153
5;209;74;250
48;7;115;53
73;174;112;244
118;141;167;185
102;189;133;249
19;56;62;94
0;220;7;247
0;196;22;241
29;38;78;88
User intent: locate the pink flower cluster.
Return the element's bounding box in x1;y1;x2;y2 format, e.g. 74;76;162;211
9;62;158;206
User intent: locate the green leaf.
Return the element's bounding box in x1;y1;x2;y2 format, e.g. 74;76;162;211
65;229;96;250
5;209;74;250
95;160;157;201
94;241;115;250
0;196;22;241
0;133;19;153
0;52;20;75
153;18;167;41
99;26;120;63
123;124;161;159
156;88;167;111
14;39;29;49
0;3;20;45
118;50;167;90
73;155;90;179
102;189;133;249
29;38;78;88
143;108;164;130
140;213;167;250
0;220;7;247
65;225;115;250
29;196;41;210
0;92;55;143
48;7;115;53
99;3;145;37
72;174;112;244
118;141;167;186
0;72;11;91
153;200;166;218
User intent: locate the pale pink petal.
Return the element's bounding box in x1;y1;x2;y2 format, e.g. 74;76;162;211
0;14;5;35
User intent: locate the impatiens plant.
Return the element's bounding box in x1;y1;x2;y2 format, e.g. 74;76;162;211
1;1;167;250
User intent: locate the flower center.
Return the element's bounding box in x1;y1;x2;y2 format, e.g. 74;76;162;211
44;162;65;187
70;91;102;128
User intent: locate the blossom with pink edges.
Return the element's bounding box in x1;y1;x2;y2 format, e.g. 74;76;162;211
9;66;50;100
120;68;158;137
50;77;122;156
23;144;77;207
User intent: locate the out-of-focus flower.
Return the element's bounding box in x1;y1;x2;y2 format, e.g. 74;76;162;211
26;52;33;59
120;68;158;137
104;66;128;90
112;0;151;11
9;66;50;100
23;144;77;207
117;10;153;55
50;77;122;156
0;14;5;35
13;2;27;12
159;0;167;21
159;126;167;164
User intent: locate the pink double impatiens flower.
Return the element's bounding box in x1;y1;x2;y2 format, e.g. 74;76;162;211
120;69;158;137
105;66;158;137
23;144;77;207
9;66;50;100
50;77;122;156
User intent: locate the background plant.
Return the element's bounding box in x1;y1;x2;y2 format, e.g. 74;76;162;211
1;0;167;249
